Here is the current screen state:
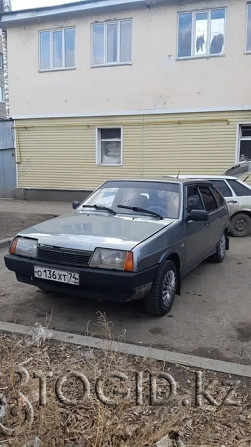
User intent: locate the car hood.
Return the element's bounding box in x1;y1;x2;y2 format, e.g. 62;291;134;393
223;161;251;178
18;212;175;251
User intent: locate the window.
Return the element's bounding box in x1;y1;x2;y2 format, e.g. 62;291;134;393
247;4;251;52
39;27;75;71
210;185;225;206
199;186;218;212
97;128;122;165
178;8;225;58
92;19;132;66
186;186;204;212
227;180;251;197
239;125;251;161
0;53;3;69
83;181;181;218
211;180;233;197
0;86;4;102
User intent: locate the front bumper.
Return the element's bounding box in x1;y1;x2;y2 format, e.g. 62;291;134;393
4;254;158;302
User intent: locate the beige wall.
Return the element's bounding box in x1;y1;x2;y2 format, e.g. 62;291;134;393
7;0;251;117
15;110;251;190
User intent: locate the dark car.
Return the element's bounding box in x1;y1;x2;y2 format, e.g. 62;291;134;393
5;179;229;316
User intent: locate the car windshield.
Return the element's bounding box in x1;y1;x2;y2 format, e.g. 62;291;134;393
80;181;181;219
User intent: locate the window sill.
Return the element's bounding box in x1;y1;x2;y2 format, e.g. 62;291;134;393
96;163;122;167
176;53;225;61
244;51;251;55
91;62;132;68
39;67;76;73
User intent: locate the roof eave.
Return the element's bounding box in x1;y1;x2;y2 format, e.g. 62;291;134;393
0;0;172;27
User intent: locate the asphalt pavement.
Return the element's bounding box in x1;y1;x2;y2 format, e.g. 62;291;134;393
0;235;250;365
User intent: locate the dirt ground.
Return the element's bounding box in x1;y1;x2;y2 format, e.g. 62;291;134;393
0;328;250;447
0;212;56;239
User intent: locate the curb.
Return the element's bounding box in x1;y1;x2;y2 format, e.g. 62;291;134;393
0;320;250;378
0;238;12;249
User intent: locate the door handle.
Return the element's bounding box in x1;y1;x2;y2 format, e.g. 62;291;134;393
227;200;237;204
204;221;210;226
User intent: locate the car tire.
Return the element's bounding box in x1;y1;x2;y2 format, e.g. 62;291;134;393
144;260;177;316
210;232;226;263
229;213;251;237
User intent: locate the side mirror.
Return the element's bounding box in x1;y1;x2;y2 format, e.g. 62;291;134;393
72;201;80;210
187;210;209;222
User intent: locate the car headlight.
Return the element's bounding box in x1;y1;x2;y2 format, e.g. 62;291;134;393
90;248;133;271
10;237;38;258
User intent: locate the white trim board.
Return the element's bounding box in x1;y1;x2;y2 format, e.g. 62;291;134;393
11;105;251;120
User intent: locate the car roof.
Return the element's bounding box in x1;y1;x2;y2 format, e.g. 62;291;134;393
104;178;214;185
163;174;237;180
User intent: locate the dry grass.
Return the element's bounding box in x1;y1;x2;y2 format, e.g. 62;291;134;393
0;314;250;447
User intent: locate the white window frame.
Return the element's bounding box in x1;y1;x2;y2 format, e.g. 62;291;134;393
237;123;251;162
0;53;3;69
0;86;4;103
96;127;123;166
246;3;251;53
177;7;226;59
91;19;132;67
39;27;75;72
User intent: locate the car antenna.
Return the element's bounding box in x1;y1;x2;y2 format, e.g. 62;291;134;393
176;169;180;179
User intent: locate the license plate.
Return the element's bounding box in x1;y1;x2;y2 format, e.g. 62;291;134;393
34;266;79;285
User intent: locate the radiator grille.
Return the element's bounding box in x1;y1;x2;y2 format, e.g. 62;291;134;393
37;245;92;267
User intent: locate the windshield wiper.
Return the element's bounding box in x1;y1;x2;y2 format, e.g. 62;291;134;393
80;205;116;214
117;204;163;219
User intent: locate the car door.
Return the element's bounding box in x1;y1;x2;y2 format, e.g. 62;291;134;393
198;185;221;253
226;179;251;211
184;185;211;272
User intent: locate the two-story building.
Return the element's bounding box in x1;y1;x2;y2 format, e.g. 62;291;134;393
0;0;6;118
0;0;251;200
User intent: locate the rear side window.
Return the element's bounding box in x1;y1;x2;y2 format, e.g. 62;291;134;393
211;180;233;197
199;186;218;212
210;186;225;207
227;180;251;197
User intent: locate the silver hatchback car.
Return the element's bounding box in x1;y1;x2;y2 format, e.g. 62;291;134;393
164;163;251;237
5;179;229;316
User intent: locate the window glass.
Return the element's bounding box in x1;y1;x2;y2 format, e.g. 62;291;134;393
98;128;122;165
210;186;225;206
195;12;208;55
210;9;225;54
101;128;121;139
65;28;75;67
40;31;50;70
186;185;204;212
247;4;251;52
83;181;181;219
211;180;233;197
178;8;225;58
93;24;104;65
227;180;251;197
0;86;4;102
199;186;218;212
178;13;192;57
0;53;3;69
240;125;251;161
107;22;118;63
120;20;132;62
53;30;63;68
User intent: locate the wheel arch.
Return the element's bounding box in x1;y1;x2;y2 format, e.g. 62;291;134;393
231;210;251;219
164;252;181;295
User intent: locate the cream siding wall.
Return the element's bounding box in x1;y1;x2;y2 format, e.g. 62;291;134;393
16;111;251;190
